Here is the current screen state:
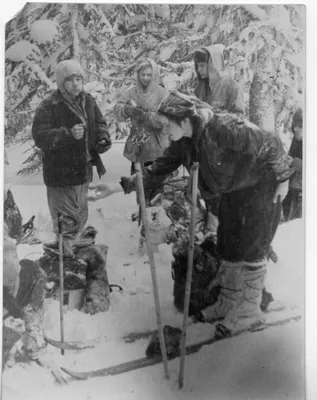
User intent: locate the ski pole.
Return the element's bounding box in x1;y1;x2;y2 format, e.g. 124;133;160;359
57;212;65;355
134;153;170;380
179;162;199;389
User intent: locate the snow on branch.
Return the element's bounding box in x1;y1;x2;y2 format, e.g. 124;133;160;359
241;5;268;21
30;20;58;44
24;61;56;90
86;4;116;37
71;5;80;61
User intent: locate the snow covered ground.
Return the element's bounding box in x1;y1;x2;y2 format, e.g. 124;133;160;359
2;142;306;400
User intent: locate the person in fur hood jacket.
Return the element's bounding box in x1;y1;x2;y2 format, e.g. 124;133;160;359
88;90;294;337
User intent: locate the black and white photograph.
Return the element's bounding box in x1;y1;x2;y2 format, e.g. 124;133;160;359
2;2;309;399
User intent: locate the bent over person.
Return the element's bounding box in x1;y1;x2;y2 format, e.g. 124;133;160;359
32;59;111;257
89;90;294;337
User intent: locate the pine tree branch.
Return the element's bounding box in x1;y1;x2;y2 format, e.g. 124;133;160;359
88;42;109;64
42;41;72;71
93;5;116;37
24;61;56;90
71;4;80;61
7;90;31;113
241;5;268;21
123;5;132;18
84;69;132;82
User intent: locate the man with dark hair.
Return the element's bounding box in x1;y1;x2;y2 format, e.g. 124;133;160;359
193;45;244;115
88;90;293;336
32;59;111;258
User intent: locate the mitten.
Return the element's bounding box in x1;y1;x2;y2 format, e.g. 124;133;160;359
95;138;112;154
124;105;145;121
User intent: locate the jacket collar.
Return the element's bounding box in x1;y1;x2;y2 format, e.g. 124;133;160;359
51;90;86;105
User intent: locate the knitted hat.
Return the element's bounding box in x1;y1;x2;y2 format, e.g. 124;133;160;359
158;90;197;118
55;60;84;93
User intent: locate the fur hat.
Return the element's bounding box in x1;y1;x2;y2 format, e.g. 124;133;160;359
158;90;197;118
55;60;84;92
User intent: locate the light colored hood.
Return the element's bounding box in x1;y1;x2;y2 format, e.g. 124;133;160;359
135;58;160;95
195;44;225;82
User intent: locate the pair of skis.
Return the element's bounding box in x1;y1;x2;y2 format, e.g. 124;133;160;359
59;310;301;381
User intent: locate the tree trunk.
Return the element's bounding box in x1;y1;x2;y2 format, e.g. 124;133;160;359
249;72;275;131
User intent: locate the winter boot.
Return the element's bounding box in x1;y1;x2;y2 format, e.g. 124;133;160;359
200;261;244;323
215;263;267;337
74;226;97;249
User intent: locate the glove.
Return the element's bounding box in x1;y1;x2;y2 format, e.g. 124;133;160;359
95;138;112;154
124;105;145;121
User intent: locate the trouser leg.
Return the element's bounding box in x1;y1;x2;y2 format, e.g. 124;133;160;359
77;182;89;234
201;176;280;324
47;184;89;251
201;261;243;322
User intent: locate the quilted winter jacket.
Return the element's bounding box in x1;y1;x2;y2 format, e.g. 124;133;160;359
32;90;111;187
121;112;294;200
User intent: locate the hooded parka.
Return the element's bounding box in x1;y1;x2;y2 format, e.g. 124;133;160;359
194;45;244;115
114;58;170;163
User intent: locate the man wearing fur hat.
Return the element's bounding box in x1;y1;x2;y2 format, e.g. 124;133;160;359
32;59;111;257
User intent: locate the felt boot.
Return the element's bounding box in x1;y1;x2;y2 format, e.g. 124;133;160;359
216;264;267;337
201;261;243;323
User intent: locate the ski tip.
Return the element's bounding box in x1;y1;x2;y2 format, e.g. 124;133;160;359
44;335;98;350
61;367;88;380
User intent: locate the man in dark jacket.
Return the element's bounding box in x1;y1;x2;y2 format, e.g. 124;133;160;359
32;60;111;257
193;45;245;237
88;90;293;336
282;108;303;221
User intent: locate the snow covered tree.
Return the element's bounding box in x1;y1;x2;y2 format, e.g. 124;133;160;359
4;4;305;175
